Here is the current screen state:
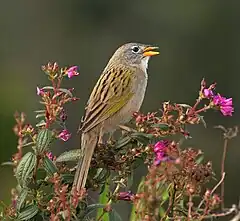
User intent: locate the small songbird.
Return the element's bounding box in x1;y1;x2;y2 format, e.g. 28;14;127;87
73;43;159;192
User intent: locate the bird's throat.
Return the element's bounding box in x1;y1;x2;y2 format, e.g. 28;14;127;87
140;56;150;71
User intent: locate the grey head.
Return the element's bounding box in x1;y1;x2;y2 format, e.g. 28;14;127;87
106;42;159;71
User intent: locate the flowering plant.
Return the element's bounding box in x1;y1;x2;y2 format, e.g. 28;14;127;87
0;62;239;221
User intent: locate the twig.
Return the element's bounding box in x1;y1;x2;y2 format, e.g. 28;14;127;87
220;138;228;209
211;172;225;194
197;172;225;211
230;201;240;221
231;210;240;221
187;98;201;116
187;194;193;220
214;126;238;210
202;205;237;219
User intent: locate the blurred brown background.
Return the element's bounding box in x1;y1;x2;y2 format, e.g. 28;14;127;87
0;1;240;220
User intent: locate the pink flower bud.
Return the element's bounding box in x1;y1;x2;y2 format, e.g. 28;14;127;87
36;87;44;96
203;89;214;98
58;129;71;141
66;66;79;78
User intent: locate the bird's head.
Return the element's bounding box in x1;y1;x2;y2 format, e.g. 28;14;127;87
108;42;159;71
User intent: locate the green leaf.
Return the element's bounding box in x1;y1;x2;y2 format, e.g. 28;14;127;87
83;204;105;220
93;168;110;184
21;142;35;148
159;207;166;218
150;123;169;131
56;149;81;162
199;115;207;128
196;154;204;164
36;113;45;119
1;161;15;166
61;173;74;183
36;120;46;127
130;132;151;145
34;110;45;113
114;136;132;149
16;152;37;187
131;132;153;139
97;178;110;221
16;188;28;211
162;188;169;202
36;129;53;154
59;88;73;97
42;86;54;90
127;170;134;188
18;204;38;220
109;209;122;221
43;156;57;176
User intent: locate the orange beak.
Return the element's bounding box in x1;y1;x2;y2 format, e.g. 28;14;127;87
143;46;159;57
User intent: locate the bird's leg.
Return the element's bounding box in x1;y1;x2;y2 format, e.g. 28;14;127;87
107;131;115;145
97;127;104;145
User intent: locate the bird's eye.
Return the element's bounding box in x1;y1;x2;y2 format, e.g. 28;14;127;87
131;46;140;53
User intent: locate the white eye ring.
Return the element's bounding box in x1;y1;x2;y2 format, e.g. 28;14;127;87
131;46;140;53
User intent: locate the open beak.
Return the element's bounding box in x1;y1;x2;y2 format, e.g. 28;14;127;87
143;46;159;57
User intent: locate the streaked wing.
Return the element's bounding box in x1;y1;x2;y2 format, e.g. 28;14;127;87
80;66;134;133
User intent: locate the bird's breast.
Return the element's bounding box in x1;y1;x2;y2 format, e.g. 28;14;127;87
102;69;148;132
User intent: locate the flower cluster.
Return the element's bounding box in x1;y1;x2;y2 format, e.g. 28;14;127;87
0;63;82;220
201;79;233;116
36;62;79;141
203;86;233;116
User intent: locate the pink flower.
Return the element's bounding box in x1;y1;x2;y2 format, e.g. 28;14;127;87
46;152;54;160
153;140;169;165
203;89;214;98
213;94;233;116
66;66;79;78
58;129;71;141
36;87;44;96
117;191;135;201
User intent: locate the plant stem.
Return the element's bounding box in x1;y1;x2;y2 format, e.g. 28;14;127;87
221;138;228;210
97;178;124;221
161;184;176;221
187;194;193;220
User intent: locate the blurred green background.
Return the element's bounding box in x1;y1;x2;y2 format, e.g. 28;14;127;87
0;1;240;220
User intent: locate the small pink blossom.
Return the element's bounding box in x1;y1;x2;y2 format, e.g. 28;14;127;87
117;191;135;201
203;89;214;98
66;66;79;78
153;140;169;165
58;129;71;141
213;94;234;116
36;87;44;96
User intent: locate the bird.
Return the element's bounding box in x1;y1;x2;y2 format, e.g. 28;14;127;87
73;42;159;192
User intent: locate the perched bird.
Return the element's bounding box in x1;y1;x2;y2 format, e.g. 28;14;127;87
73;43;159;192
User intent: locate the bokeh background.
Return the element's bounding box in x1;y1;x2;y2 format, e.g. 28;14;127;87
0;1;240;220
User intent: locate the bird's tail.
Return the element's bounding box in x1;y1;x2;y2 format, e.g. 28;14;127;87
73;132;98;192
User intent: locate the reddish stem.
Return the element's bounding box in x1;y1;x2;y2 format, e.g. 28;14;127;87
194;106;210;114
187;99;201;116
